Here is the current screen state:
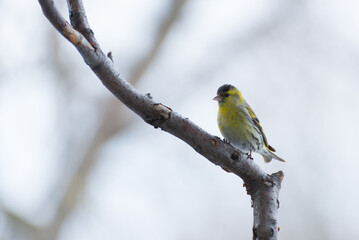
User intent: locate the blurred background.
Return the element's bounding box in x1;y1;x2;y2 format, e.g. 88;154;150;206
1;0;359;239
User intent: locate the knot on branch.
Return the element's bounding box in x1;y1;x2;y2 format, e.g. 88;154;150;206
230;152;239;161
262;171;284;188
245;170;284;203
153;103;172;119
253;226;275;239
146;103;172;128
272;170;284;183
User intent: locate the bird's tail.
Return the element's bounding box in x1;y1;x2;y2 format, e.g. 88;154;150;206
259;146;285;163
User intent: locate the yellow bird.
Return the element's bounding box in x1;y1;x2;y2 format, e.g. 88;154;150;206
213;84;285;163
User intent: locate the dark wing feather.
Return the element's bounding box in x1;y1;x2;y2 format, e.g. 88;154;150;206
245;105;276;152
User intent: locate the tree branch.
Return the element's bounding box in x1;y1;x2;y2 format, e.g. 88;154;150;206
66;0;99;49
38;1;284;239
40;1;189;239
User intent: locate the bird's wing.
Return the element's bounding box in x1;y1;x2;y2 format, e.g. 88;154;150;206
245;104;276;152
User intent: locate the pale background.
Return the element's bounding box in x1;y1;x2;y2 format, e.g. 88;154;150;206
1;0;359;239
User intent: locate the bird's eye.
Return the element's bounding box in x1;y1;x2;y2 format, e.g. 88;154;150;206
223;93;229;97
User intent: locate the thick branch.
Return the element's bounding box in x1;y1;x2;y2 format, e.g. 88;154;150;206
252;171;283;240
38;1;283;239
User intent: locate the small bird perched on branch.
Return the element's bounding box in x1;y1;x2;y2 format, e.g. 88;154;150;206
213;84;285;163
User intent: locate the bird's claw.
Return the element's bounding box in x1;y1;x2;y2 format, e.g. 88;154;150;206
223;138;230;144
246;151;253;160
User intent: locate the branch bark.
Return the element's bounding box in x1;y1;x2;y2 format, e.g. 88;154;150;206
38;1;284;239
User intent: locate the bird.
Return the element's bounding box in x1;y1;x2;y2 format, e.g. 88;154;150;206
213;84;285;163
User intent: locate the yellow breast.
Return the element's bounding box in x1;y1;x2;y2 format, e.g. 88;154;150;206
217;105;262;152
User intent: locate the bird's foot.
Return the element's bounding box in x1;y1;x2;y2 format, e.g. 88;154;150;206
223;138;230;144
246;151;253;160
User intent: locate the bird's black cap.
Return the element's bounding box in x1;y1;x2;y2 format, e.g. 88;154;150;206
217;84;235;94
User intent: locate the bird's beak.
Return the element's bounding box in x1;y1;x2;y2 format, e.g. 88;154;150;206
213;95;223;102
